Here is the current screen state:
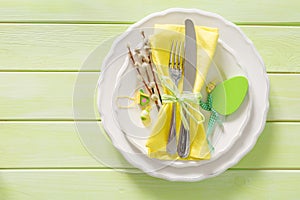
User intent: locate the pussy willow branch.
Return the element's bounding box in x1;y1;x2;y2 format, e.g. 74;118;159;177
140;32;152;84
128;46;160;111
127;46;153;95
148;54;163;104
141;31;163;105
145;66;151;83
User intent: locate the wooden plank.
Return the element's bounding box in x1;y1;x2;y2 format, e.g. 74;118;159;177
0;25;299;72
0;0;299;23
0;73;299;120
268;74;300;121
0;122;299;169
0;169;299;199
0;72;100;120
0;24;127;71
0;122;128;168
241;26;300;73
236;122;300;168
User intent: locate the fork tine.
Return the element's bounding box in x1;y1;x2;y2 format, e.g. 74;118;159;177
181;41;185;71
175;41;179;69
181;41;184;70
176;41;183;69
173;41;178;69
169;41;174;68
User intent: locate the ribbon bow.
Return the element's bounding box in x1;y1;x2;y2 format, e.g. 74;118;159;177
158;73;205;130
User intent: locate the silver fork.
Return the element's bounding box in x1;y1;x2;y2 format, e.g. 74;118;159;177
166;41;183;155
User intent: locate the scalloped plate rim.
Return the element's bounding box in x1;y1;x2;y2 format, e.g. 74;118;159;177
97;8;269;182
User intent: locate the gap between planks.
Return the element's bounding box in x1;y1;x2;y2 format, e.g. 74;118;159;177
0;70;299;74
0;167;300;171
0;120;299;122
0;21;299;26
0;168;300;172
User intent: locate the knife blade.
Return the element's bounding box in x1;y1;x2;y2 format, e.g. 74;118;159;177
183;19;197;91
177;19;197;158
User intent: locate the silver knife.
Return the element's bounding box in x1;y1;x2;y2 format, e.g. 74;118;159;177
183;19;197;91
177;19;197;158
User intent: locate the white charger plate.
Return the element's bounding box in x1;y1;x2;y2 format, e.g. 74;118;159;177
97;8;269;181
112;40;252;168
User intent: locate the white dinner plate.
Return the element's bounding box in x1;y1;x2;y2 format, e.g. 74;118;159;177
97;8;269;181
112;40;252;168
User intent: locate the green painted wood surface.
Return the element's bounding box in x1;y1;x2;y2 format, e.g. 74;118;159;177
0;25;299;72
0;73;299;120
0;170;299;200
0;0;299;23
0;0;299;198
0;122;299;169
0;72;100;120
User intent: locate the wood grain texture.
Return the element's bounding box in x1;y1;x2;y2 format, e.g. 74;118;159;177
0;170;299;200
0;25;299;72
0;72;100;120
0;24;127;71
241;26;300;73
0;0;299;23
0;122;299;169
0;73;299;120
0;122;127;168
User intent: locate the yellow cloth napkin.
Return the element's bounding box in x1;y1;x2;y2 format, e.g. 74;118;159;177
146;24;219;160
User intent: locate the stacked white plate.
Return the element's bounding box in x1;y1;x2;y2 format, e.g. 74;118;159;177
97;8;269;181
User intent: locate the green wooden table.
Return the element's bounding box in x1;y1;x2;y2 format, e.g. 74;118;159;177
0;1;299;199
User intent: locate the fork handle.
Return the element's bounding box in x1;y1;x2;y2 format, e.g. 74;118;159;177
166;102;177;155
177;111;190;158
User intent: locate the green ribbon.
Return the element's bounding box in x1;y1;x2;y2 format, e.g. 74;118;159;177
200;93;224;151
157;73;205;130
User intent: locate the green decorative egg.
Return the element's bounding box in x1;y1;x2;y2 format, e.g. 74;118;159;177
211;76;248;116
